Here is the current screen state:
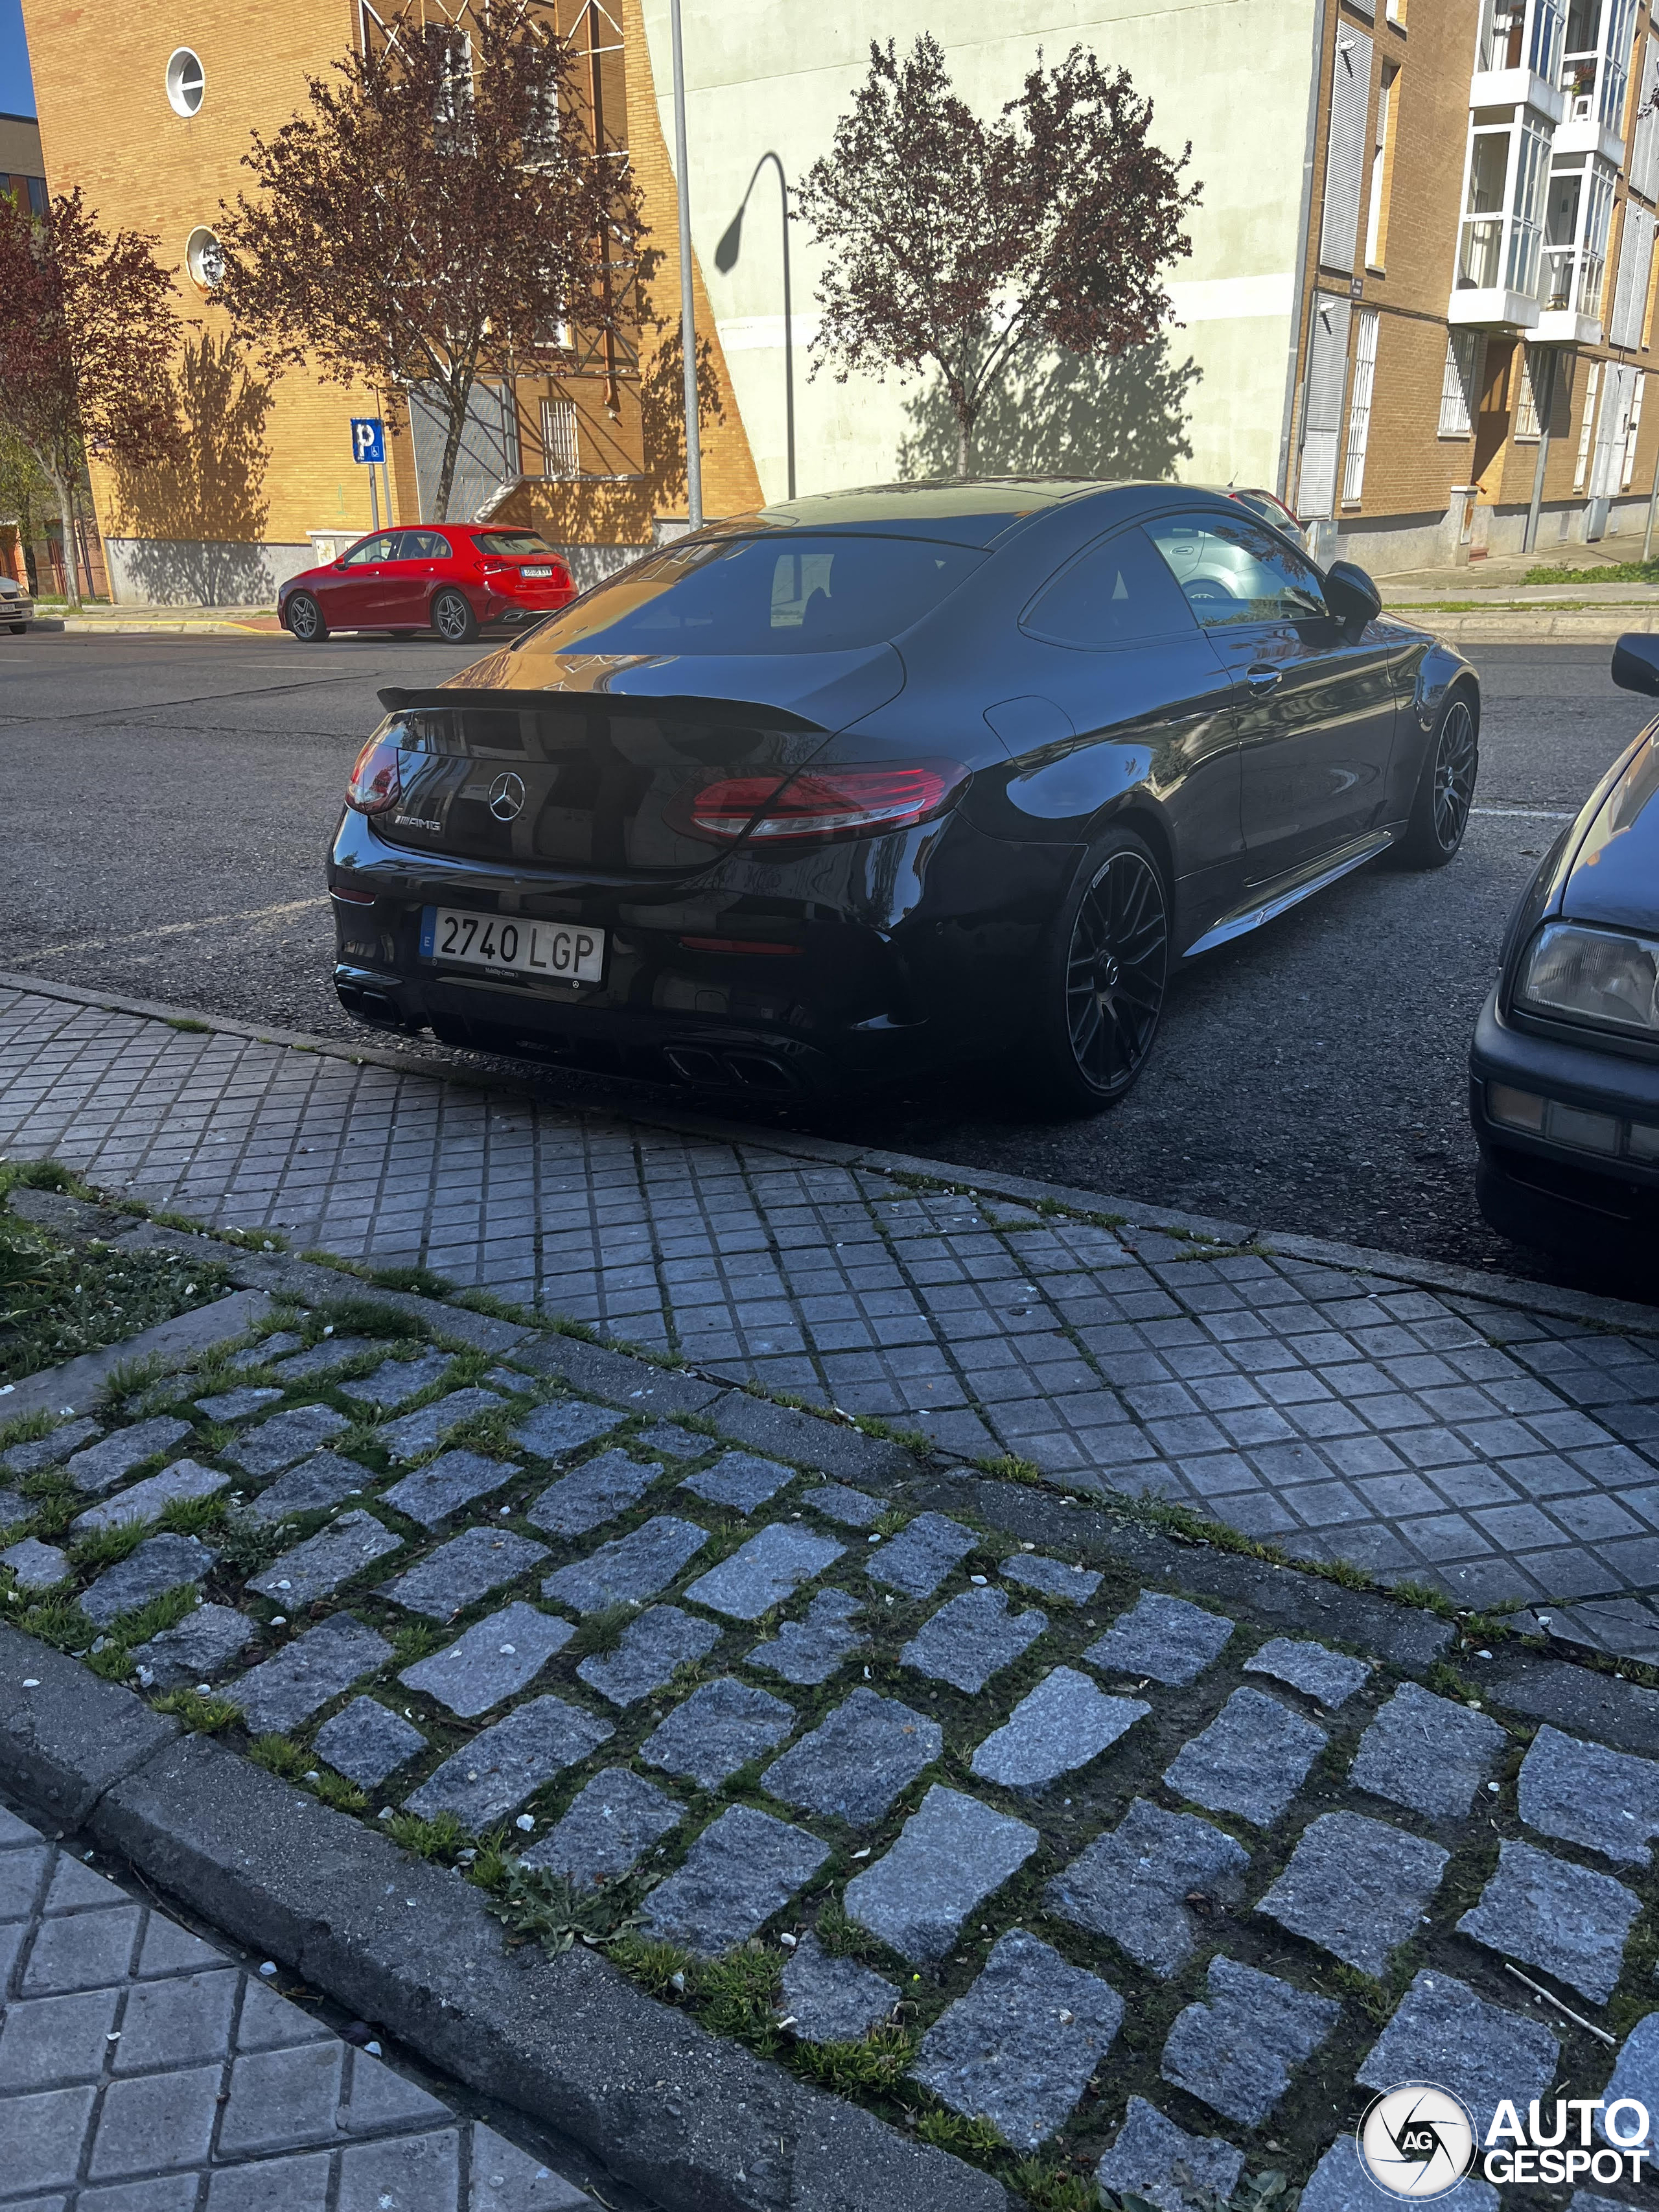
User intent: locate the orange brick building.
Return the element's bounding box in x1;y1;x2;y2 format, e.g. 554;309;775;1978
17;0;760;603
1290;0;1659;569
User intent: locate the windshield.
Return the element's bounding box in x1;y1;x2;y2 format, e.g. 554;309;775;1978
531;533;984;656
474;531;554;557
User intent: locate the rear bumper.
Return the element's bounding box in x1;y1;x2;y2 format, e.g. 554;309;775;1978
1468;988;1659;1259
328;809;1072;1096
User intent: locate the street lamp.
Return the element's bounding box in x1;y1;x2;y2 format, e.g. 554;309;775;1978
715;152;795;500
667;0;703;528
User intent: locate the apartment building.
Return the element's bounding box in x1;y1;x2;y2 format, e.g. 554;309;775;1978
0;108;46;211
1292;0;1659;569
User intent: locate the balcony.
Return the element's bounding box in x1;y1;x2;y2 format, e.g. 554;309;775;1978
1449;113;1552;329
1534;153;1614;341
1472;0;1568;119
1558;0;1639;159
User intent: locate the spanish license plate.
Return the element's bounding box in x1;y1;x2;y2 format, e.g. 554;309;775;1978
420;906;605;983
520;565;553;577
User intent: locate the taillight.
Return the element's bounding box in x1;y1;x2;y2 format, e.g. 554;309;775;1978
346;738;402;813
681;759;968;846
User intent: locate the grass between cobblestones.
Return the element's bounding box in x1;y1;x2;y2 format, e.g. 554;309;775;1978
3;1180;1659;2208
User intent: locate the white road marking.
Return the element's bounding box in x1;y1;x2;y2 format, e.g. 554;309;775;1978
25;898;325;959
1470;806;1575;819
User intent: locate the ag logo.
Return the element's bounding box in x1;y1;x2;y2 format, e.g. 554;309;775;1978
1358;2084;1478;2199
487;772;526;822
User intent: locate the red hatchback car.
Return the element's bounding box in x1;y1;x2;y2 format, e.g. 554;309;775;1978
279;524;577;644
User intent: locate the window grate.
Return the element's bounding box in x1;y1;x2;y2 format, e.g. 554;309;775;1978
540;397;580;480
1438;331;1479;436
1342;309;1380;504
1574;359;1601;490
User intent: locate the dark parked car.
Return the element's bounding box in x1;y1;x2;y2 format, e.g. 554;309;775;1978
1193;483;1310;548
279;524;576;644
327;479;1478;1110
1470;631;1659;1268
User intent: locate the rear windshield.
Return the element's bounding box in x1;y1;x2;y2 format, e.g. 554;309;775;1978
531;533;983;655
474;531;554;557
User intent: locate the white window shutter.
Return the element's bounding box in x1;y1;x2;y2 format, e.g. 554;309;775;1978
1319;33;1375;274
1298;294;1353;518
1632;38;1659;201
1610;205;1656;346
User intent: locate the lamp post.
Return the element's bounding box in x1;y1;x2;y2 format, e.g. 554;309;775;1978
668;0;703;528
715;152;795;500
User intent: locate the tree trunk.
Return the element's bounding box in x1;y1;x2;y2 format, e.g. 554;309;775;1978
432;369;476;523
47;467;80;609
956;412;970;479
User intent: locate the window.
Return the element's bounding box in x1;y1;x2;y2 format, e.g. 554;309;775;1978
1439;331;1481;435
1145;515;1328;627
1365;66;1398;268
1021;528;1196;648
25;176;46;217
185;227;224;290
1514;345;1542;438
540;398;580;480
165;47;204;116
1478;0;1564;77
474;531;554;556
340;534;398;567
1342;309;1380;503
1623;371;1646;486
1457;118;1549;295
1564;0;1639;129
402;530;452;559
1574;359;1601;487
1386;0;1406;21
536;535;985;657
1544;155;1616;314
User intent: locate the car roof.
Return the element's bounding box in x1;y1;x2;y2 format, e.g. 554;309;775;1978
701;478;1228;549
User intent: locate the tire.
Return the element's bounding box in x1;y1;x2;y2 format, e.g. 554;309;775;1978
1021;825;1170;1115
8;623;24;634
431;588;478;644
1387;687;1478;869
287;592;327;643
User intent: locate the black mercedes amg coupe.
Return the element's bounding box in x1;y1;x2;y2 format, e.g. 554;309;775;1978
328;478;1479;1113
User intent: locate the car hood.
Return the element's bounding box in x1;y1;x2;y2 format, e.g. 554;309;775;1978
400;638;908;734
1560;730;1659;933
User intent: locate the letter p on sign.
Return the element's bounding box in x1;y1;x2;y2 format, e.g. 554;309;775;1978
351;417;386;465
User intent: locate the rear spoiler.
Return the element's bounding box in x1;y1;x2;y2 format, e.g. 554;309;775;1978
376;686;822;731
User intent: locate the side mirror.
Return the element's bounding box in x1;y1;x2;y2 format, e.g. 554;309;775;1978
1325;559;1382;636
1612;631;1659;695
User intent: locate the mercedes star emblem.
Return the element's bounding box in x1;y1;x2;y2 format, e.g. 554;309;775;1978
487;771;526;822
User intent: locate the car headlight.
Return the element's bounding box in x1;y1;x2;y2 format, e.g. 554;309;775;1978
1516;922;1659;1038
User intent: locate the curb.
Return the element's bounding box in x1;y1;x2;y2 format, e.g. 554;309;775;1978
1385;610;1659;644
5;969;1656;1341
0;1629;1007;2212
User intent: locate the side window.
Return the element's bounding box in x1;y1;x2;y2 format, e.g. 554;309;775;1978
1021;526;1198;647
1146;513;1328;627
340;534;397;567
404;530;452;559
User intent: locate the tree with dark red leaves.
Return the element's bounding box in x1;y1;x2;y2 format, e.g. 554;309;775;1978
0;189;178;605
216;1;649;523
798;36;1200;477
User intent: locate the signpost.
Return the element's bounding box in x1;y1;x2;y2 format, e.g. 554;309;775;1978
351;417;388;531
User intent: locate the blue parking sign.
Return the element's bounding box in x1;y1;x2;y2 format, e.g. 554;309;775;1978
351;417;386;464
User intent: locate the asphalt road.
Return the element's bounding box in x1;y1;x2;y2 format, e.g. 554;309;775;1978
0;629;1650;1298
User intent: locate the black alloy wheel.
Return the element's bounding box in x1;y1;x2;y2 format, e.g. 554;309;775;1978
287;591;327;643
1025;826;1170;1113
432;588;478;644
1389;688;1478;869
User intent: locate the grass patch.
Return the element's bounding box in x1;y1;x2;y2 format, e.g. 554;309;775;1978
978;1452;1045;1486
609;1931;691;1996
17;1593;93;1647
389;1622;445;1669
690;1947;782;2047
793;2024;916;2093
164;1017;211;1034
0;1220;231;1387
157;1493;229;1538
108;1585;197;1644
1391;1579;1458;1618
1523;557;1659;585
312;1771;368;1814
248;1734;310;1780
387;1810;472;1863
69;1523;148;1571
914;2112;1004;2160
1010;2163;1098;2212
1427;1660;1478;1702
0;1406;55;1452
815;1900;883;1961
151;1688;239;1732
485;1863;641;1958
210;1513;287;1577
569;1603;637;1657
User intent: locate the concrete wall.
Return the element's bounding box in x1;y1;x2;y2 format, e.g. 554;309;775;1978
639;0;1319;502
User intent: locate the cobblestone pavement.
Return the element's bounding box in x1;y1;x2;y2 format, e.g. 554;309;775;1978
6;1286;1659;2203
5;988;1659;1657
0;1797;607;2210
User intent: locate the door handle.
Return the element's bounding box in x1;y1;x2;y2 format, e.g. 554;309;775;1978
1245;664;1282;693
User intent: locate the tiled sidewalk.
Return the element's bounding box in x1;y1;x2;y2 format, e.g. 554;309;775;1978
4;983;1659;1646
0;1797;597;2209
